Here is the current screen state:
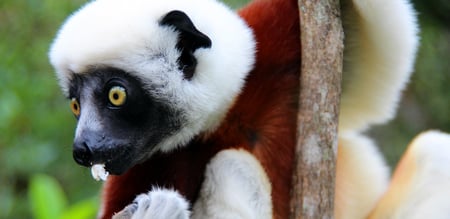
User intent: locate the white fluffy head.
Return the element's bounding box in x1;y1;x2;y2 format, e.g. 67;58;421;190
49;0;255;151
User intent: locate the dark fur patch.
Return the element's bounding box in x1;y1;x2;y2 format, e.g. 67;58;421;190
160;10;212;79
69;68;183;174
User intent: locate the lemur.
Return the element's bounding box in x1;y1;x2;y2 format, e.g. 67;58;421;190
49;0;430;218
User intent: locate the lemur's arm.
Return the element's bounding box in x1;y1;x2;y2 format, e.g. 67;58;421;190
191;149;272;219
339;0;419;133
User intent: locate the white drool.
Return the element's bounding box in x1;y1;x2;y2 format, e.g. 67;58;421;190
91;164;109;181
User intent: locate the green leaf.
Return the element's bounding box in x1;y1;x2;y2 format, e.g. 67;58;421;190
60;197;99;219
29;174;67;219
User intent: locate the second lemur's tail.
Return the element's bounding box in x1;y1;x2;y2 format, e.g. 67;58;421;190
339;0;419;133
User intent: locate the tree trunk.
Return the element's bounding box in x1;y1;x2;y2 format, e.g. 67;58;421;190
289;0;344;218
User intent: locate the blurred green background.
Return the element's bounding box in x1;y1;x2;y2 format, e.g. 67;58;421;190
0;0;448;218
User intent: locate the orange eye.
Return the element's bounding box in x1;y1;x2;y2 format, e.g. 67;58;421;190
108;86;127;107
70;98;81;116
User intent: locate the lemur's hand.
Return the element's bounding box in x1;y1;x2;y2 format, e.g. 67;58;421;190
112;188;190;219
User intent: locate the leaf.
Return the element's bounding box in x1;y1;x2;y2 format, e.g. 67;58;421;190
28;174;67;219
60;197;99;219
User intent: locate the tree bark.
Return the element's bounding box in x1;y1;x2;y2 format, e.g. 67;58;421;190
289;0;344;218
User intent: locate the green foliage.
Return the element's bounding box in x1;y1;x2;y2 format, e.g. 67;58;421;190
60;197;99;219
29;174;67;219
29;174;98;219
0;0;100;218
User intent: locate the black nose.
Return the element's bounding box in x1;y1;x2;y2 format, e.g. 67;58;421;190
73;140;93;167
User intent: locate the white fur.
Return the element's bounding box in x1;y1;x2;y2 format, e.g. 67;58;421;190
369;131;450;219
49;0;255;152
339;0;419;132
75;86;103;140
191;149;272;219
113;188;190;219
335;133;390;219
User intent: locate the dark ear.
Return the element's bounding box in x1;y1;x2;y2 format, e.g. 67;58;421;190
160;10;212;79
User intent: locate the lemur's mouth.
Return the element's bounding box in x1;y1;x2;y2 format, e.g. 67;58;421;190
72;139;141;176
72;127;165;178
101;152;139;176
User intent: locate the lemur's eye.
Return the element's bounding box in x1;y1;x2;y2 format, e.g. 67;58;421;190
70;98;81;117
108;86;127;107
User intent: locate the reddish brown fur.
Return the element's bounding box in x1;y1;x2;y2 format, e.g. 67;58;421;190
100;0;300;218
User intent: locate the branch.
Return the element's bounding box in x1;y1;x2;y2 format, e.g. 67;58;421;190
290;0;344;218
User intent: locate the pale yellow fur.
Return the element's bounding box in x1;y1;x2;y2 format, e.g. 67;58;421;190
335;0;420;218
369;131;450;219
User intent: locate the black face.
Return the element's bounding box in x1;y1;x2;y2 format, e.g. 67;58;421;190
64;10;211;175
68;68;182;175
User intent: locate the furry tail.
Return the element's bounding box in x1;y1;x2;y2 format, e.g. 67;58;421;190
335;133;390;219
339;0;419;133
369;131;450;218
